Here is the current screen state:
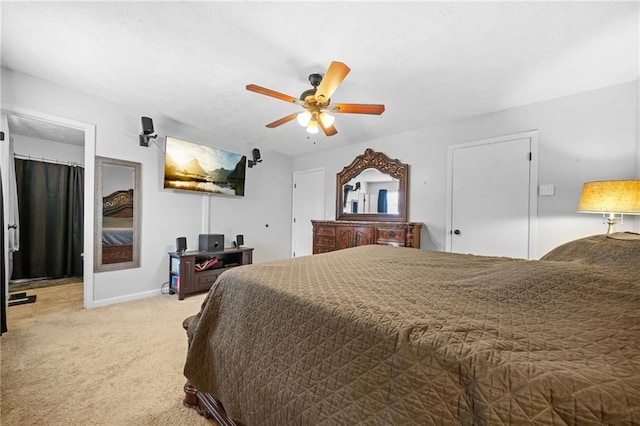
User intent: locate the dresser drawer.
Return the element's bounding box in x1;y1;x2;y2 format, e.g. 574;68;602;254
376;228;406;246
312;221;422;253
314;226;336;237
195;270;221;291
314;235;336;248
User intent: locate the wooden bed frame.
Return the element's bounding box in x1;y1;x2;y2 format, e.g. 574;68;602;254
101;189;134;264
103;189;134;217
183;381;241;425
182;316;243;426
101;244;133;264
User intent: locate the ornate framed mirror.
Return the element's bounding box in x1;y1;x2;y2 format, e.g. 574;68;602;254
94;156;141;272
336;148;408;221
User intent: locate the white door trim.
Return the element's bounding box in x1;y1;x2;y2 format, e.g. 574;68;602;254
1;103;97;308
445;130;539;259
291;167;325;258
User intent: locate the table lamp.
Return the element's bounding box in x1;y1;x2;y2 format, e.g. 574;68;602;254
577;180;640;234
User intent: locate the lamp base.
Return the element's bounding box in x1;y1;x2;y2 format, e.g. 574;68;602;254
605;214;617;234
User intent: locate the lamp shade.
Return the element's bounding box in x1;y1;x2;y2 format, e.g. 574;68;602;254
296;110;311;127
319;112;335;127
306;119;319;134
577;180;640;214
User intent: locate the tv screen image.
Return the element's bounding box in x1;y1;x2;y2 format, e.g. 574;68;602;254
164;136;246;196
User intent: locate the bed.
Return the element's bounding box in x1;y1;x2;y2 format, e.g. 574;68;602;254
101;189;134;264
183;234;640;424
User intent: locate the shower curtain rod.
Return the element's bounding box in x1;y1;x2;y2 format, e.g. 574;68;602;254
14;153;83;167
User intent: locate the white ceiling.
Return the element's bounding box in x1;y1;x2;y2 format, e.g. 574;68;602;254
1;1;638;157
7;114;86;146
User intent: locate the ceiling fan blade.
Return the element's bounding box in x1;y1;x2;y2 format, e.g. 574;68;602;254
265;113;298;128
314;61;351;104
329;103;385;115
246;84;298;104
318;120;338;137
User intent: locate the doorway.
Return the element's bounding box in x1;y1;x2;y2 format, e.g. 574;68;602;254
445;131;538;259
291;168;325;258
11;155;85;286
1;105;96;311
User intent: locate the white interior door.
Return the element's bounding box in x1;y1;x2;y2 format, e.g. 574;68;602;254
447;132;537;259
292;168;324;257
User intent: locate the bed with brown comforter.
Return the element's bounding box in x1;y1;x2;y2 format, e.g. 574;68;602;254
184;234;640;424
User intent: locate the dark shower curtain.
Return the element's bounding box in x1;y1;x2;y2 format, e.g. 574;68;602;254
377;189;388;213
12;159;84;280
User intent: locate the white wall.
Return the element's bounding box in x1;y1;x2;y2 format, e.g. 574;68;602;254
102;163;134;196
294;80;639;258
12;134;84;165
1;68;293;306
636;72;640;233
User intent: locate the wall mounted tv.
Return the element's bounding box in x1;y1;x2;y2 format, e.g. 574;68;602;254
164;136;246;196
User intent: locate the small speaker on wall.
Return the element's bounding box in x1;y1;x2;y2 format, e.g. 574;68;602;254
236;234;244;247
141;116;154;135
247;148;262;168
176;237;187;254
139;116;157;147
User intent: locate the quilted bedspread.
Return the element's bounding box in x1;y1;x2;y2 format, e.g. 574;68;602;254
184;236;640;425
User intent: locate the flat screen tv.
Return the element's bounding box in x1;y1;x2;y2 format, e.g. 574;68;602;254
163;136;246;196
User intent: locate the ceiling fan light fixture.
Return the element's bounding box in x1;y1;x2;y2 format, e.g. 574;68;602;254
319;112;335;127
246;61;384;137
306;119;319;134
296;110;311;127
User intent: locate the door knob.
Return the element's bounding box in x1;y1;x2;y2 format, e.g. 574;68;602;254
453;229;461;235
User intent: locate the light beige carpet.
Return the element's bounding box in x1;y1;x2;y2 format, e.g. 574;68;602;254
1;293;210;425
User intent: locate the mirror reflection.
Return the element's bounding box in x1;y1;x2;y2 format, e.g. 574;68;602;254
336;148;408;222
94;157;141;272
102;164;135;263
342;169;399;214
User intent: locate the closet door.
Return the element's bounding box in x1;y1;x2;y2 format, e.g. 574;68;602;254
447;132;538;259
292;168;325;258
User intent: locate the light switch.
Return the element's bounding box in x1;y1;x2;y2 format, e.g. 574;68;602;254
539;184;555;196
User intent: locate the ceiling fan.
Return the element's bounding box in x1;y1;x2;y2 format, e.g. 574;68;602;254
246;61;385;137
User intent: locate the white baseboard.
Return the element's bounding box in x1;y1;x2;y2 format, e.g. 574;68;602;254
89;288;162;309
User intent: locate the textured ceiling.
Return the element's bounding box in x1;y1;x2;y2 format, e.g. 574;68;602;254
7;115;85;146
1;1;638;157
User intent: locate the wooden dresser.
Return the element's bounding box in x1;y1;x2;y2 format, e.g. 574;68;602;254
312;220;422;254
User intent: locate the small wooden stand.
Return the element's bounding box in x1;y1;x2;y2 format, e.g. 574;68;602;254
169;247;253;300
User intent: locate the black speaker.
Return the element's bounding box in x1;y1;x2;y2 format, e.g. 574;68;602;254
236;234;244;247
176;237;187;253
199;234;224;252
141;116;154;135
248;148;262;168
